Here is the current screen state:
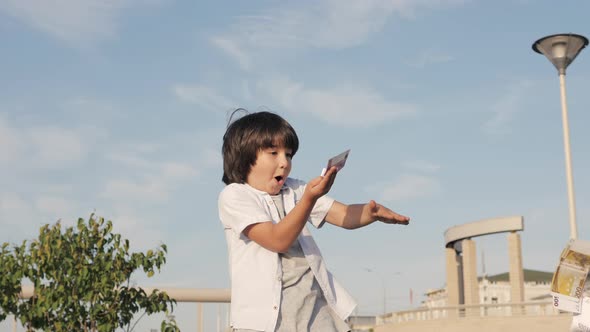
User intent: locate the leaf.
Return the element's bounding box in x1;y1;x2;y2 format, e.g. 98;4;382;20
0;214;174;331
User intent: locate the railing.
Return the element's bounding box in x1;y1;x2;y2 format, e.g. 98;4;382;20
14;286;571;331
142;286;231;332
378;301;570;325
15;285;231;332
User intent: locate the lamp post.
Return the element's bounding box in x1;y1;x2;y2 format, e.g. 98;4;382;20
363;268;386;315
532;33;588;240
363;268;402;315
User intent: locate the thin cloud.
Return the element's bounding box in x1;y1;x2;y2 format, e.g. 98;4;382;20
28;126;88;167
211;0;467;70
107;152;157;170
0;114;23;164
367;174;442;202
258;77;417;127
402;160;441;173
161;162;199;179
173;84;237;112
0;193;50;240
200;147;222;169
101;178;169;202
483;79;533;136
0;193;33;229
63;97;124;124
210;37;252;71
407;50;454;68
35;195;76;219
0;0;160;46
103;149;199;203
0;115;91;169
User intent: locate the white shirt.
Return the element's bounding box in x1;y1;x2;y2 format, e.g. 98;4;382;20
218;178;357;331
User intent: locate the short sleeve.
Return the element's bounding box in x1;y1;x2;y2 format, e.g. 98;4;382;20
218;184;273;235
309;194;334;228
287;178;334;229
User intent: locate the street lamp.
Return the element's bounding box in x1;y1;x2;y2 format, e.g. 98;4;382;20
363;268;403;315
532;33;588;240
363;268;386;315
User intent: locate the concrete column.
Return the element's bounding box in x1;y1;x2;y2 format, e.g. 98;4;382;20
508;232;525;304
461;239;479;310
198;303;203;332
445;247;460;305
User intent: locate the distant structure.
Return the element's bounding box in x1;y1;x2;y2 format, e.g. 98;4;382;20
443;216;525;314
423;268;553;308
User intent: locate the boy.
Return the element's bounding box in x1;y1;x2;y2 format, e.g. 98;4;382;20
219;109;409;331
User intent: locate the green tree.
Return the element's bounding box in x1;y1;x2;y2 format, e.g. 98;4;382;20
0;214;179;332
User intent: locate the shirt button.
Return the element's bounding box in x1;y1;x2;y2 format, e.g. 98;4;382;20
273;306;278;310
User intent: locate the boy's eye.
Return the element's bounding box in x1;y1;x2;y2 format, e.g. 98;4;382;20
286;153;293;159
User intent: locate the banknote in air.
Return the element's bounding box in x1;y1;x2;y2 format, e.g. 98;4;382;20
551;239;590;313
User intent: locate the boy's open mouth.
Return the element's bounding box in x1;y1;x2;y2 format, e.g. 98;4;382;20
275;176;283;182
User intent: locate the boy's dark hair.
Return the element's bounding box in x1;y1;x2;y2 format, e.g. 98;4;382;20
222;109;299;185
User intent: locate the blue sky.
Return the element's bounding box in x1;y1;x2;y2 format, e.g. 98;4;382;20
1;0;589;330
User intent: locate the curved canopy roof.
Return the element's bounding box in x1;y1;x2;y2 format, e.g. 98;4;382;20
444;216;524;247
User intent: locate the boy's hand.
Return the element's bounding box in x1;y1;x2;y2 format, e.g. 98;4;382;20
368;200;410;225
305;166;338;201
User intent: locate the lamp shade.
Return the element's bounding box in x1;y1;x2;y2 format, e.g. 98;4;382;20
532;33;588;74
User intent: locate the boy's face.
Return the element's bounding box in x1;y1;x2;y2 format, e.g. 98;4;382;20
246;145;292;195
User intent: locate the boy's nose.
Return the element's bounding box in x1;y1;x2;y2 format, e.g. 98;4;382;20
279;155;290;167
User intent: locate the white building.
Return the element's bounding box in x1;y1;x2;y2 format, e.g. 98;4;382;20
423;268;553;308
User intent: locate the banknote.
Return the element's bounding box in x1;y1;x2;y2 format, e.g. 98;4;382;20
320;149;350;176
551;239;590;313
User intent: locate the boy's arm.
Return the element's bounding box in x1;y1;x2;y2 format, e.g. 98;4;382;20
243;168;338;253
325;200;410;229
